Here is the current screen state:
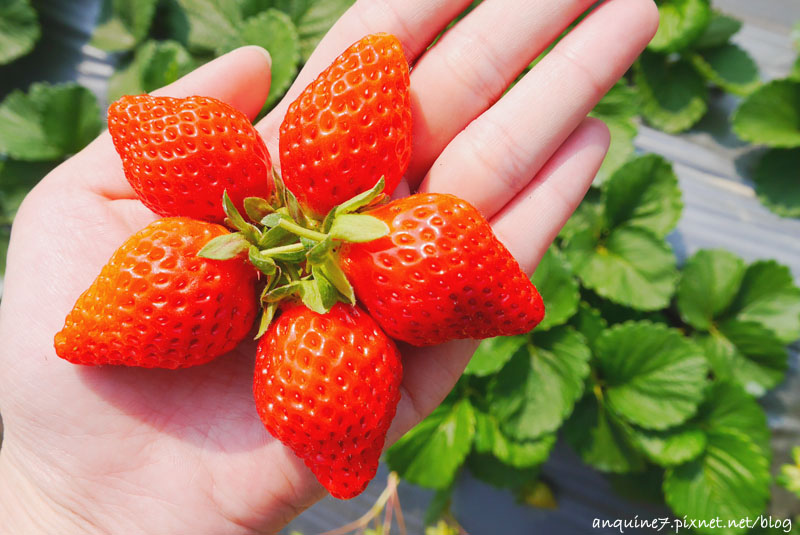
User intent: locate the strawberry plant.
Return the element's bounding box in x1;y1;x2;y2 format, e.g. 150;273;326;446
387;153;800;534
0;0;40;66
778;446;800;499
732;76;800;219
636;1;760;133
0;82;103;277
96;0;355;110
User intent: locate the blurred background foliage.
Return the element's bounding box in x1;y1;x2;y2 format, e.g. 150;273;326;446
1;0;800;533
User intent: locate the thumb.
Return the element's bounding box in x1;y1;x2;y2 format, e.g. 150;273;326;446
151;45;273;120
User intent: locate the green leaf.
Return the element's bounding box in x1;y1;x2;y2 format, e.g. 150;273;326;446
140;41;195;93
592;117;637;186
564;392;647;473
466;453;539;490
732;80;800;148
222;191;260;242
108;40;195;101
677;249;746;331
696;382;770;457
464;335;526;377
305;237;333;264
563;226;677;311
0;159;56;224
328;214;389;242
588;82;640;184
91;0;158;52
630;424;706;466
581;288;669;326
176;0;242;53
488;326;591;439
316;257;355;303
649;0;712;53
217;9;300;109
248;246;277;275
568;302;607;348
255;302;277;338
243;197;273;223
280;0;355;61
262;280;303;303
284;189;307;226
299;276;337;314
777;446;800;498
309;264;342;310
530;247;579;330
752;148;800;219
663;430;770;534
333;177;386;217
635;51;709;134
260;212;283;228
0;225;10;276
0;0;39;64
267;245;306;263
691;10;742;49
424;487;453;526
608;466;665;504
0;83;102;161
472;410;555;468
385;399;476;490
596;322;709;430
690;43;760;96
559;187;604;240
728;259;800;344
197;233;250;259
257;225;292;249
107;58;144;103
604;154;683;237
237;0;273;18
591;80;639;120
698;320;787;397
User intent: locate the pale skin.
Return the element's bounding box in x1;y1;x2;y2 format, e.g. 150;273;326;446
0;0;658;533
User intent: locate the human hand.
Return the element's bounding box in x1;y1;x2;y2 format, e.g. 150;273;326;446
0;0;658;533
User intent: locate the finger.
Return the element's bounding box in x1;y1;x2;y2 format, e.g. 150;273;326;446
388;117;609;439
58;46;274;199
491;117;610;273
256;0;474;145
405;0;597;186
420;0;658;217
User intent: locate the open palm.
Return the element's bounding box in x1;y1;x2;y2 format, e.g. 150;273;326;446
0;1;658;533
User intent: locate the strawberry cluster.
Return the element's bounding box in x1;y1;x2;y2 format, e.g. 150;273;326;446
54;33;545;499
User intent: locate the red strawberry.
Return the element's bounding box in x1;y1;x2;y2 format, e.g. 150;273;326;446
108;95;273;223
338;193;545;346
279;33;412;218
253;303;403;499
55;218;259;368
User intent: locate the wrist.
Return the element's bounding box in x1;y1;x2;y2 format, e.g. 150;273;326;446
0;442;103;535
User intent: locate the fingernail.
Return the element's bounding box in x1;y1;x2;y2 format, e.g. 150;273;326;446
248;46;272;69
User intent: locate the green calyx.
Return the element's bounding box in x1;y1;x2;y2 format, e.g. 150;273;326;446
198;175;390;336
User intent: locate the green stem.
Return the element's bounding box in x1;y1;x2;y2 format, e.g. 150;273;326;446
277;219;328;242
261;243;305;256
